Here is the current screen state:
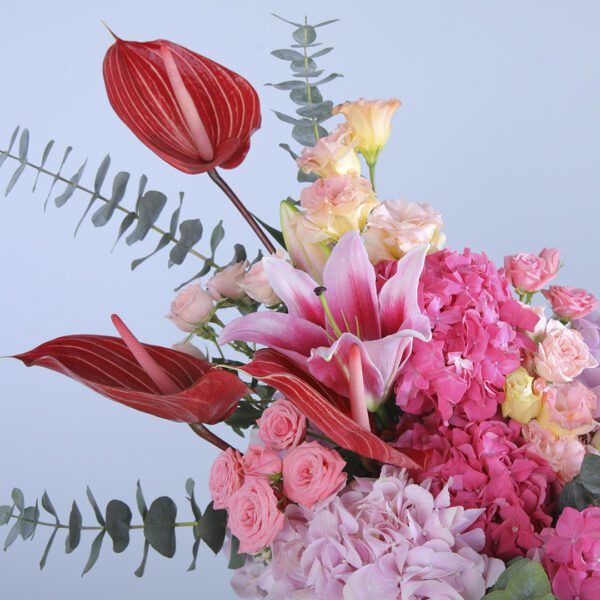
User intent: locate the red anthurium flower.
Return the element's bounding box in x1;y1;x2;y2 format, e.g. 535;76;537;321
240;349;427;470
103;35;261;174
13;318;247;424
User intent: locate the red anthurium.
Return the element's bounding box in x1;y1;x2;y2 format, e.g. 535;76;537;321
13;330;247;424
103;35;261;174
240;349;427;470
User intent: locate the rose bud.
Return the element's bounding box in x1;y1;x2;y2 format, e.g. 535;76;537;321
103;35;261;174
207;261;248;300
166;283;214;332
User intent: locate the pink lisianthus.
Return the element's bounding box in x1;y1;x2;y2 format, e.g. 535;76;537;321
537;381;597;436
504;248;560;292
534;320;598;384
395;249;538;423
543;285;599;321
207;261;248;300
227;478;284;554
523;420;585;482
242;445;282;480
256;399;307;450
209;447;245;510
396;415;559;560
534;507;600;600
282;441;347;509
232;467;504;599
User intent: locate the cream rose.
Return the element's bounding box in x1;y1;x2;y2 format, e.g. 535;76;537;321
502;367;542;424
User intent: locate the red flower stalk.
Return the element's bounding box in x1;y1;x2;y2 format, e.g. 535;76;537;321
103;34;261;174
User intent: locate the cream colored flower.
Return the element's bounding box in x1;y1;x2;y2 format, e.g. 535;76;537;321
363;199;445;262
502;367;542;424
333;98;400;164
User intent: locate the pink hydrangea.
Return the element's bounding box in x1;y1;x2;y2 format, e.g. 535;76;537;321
396;415;559;561
231;467;504;599
534;507;600;600
394;249;539;424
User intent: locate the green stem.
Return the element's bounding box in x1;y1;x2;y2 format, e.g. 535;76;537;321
368;161;377;192
4;153;217;267
303;17;320;141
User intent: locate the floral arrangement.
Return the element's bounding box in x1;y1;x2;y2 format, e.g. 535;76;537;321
2;14;600;600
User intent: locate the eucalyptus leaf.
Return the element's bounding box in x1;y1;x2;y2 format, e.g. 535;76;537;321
86;487;106;527
144;497;177;558
126;191;167;245
185;479;202;522
267;79;307;91
577;453;600;495
54;159;87;207
271;13;303;27
4;519;22;550
32;139;55;192
187;535;201;572
271;49;304;61
12;488;24;513
91;171;130;227
273;111;313;126
198;501;226;555
292;25;317;45
136;481;148;518
74;154;111;236
292;123;328;146
210;220;225;255
296;101;333;120
112;212;137;250
0;125;20;168
314;19;340;28
558;480;594;513
228;536;245;569
134;540;151;578
4;129;30;195
43;145;72;211
39;527;59;570
279;143;299;160
290;58;317;74
20;505;39;540
131;234;170;270
290;86;323;106
65;501;82;554
105;500;132;553
310;47;334;58
82;530;106;576
41;492;59;524
0;505;12;526
169;219;203;266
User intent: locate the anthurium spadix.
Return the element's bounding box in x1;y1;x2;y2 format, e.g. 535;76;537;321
280;200;330;283
220;231;432;411
103;35;261;174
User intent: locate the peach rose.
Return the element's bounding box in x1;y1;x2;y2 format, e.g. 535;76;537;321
299;174;377;242
242;445;283;480
333;98;401;165
542;285;598;320
257;399;307;450
537;380;597;436
363;199;446;262
227;478;284;553
534;319;598;383
297;124;361;177
207;261;248;300
208;448;244;510
282;442;347;509
237;252;284;306
171;339;205;359
503;248;560;293
166;283;214;332
523;420;585;482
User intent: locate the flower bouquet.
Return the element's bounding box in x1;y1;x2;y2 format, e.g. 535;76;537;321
2;14;600;600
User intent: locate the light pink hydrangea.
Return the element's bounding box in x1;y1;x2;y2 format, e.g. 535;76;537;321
230;467;504;599
523;420;585;482
534;507;600;600
394;249;539;423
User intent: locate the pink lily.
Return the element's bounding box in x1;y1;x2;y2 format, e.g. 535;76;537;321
220;231;431;411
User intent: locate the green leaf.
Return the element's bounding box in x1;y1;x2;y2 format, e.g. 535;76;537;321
125;190;167;245
0;125;20;168
490;558;554;600
578;453;600;495
292;25;317;45
226;400;264;436
187;535;201;572
134;540;150;578
0;505;11;526
86;487;106;527
228;536;245;569
91;171;130;227
296;101;333;121
310;47;334;58
267;79;307;91
210;220;225;255
33;139;55;192
74;154;111;236
20;505;40;540
65;501;82;554
81;530;106;576
558;480;594;513
131;234;170;270
11;488;24;513
5;128;30;196
198;501;226;554
105;500;132;553
314;19;340;28
273;111;313;127
292;123;328;147
136;481;148;518
4;519;22;550
279;143;299;161
144;497;177;558
270;13;303;27
112;212;137;250
185;479;202;522
44;145;72;211
252;214;285;247
290;86;323;106
271;49;304;61
41;492;59;524
290;58;317;74
39;527;59;570
54;160;87;207
297;169;319;183
169;219;203;266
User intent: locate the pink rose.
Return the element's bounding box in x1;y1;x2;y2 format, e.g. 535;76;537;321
257;399;307;450
242;445;282;480
534;320;598;383
208;448;244;510
207;261;248;300
523;420;585;482
171;339;205;359
227;478;284;553
166;283;214;332
537;381;597;436
237;253;283;306
363;199;446;262
543;285;599;320
503;248;560;292
282;441;347;509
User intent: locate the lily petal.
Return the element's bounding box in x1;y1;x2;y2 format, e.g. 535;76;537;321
219;312;329;365
263;257;324;326
323;232;381;340
379;245;429;336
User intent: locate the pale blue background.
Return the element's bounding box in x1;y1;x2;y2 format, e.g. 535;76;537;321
1;1;599;598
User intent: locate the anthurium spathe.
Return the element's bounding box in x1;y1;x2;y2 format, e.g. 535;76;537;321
103;35;261;174
220;231;431;411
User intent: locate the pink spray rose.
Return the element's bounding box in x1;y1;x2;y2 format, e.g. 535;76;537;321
503;248;560;292
242;445;283;480
207;261;248;300
227;478;284;554
537;380;597;436
209;447;244;510
171;339;205;359
543;285;599;320
523;420;585;482
534;320;598;383
237;254;283;306
282;442;347;509
257;399;307;451
166;283;214;332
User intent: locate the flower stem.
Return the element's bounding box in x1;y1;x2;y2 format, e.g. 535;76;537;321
207;169;276;254
189;423;234;452
367;160;377;192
